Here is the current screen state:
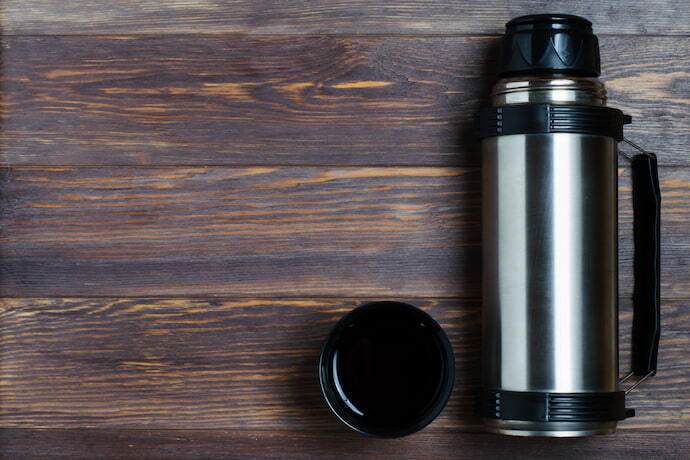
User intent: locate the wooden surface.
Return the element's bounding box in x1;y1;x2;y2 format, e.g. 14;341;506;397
1;297;689;430
2;430;689;459
4;1;689;35
0;166;688;298
1;1;689;458
1;35;687;166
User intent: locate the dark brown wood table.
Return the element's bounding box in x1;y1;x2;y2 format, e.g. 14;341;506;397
1;2;689;458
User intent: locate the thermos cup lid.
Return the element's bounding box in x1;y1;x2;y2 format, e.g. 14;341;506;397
498;14;601;77
319;301;455;438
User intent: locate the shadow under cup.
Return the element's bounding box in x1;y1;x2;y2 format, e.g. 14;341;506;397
319;301;455;438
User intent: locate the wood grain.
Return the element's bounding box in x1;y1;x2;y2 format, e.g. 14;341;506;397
0;166;688;298
0;297;687;430
1;35;687;166
2;429;689;459
3;1;689;35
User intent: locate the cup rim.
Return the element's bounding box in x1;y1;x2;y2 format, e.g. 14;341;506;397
318;301;455;438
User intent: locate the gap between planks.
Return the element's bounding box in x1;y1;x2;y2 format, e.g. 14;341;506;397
3;165;688;170
1;296;686;301
0;33;684;39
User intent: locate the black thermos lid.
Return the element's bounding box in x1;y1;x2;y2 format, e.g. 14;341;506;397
498;14;601;77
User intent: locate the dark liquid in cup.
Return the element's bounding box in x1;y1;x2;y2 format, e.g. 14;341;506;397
333;303;446;427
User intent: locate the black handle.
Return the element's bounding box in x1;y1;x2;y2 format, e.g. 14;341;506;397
630;152;661;376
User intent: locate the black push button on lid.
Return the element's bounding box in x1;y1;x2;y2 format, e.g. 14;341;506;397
498;14;601;78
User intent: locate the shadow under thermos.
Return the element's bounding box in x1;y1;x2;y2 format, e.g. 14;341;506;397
478;14;662;436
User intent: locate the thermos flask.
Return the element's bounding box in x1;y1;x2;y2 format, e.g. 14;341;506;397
479;14;661;436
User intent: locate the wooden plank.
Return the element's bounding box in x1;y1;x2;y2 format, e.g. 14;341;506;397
1;166;688;298
2;429;689;460
3;1;689;35
0;297;687;429
1;35;687;167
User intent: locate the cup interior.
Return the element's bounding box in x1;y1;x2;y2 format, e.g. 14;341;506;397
319;301;455;438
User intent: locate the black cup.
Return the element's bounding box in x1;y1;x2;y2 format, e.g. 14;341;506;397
319;301;455;438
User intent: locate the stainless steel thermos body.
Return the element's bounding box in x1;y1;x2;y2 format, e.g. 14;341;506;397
479;15;661;436
481;89;620;436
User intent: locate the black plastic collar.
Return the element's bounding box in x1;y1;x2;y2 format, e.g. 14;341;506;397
481;390;634;422
478;104;631;140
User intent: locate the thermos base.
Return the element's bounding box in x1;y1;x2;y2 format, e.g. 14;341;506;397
483;419;617;437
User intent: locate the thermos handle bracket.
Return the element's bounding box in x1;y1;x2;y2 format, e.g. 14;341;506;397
618;137;662;394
